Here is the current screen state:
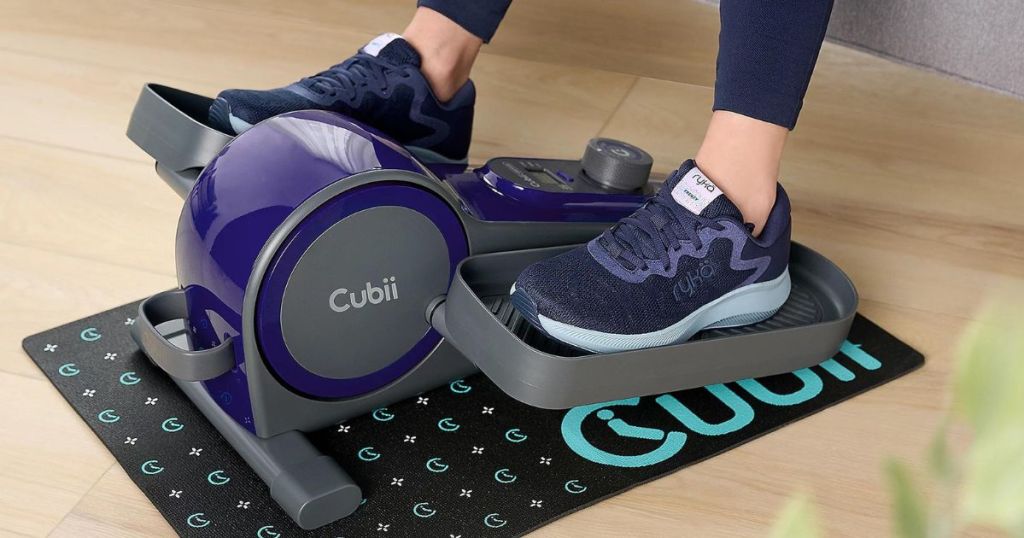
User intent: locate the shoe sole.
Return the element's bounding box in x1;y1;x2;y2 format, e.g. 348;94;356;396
510;268;791;353
208;97;250;134
210;97;468;166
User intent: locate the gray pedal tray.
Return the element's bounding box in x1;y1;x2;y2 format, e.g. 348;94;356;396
434;243;858;409
126;83;233;197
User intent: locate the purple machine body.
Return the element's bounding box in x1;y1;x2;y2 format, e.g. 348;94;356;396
173;110;647;432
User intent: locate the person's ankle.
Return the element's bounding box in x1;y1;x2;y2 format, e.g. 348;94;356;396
693;154;777;236
403;8;482;102
415;50;473;102
694;111;787;236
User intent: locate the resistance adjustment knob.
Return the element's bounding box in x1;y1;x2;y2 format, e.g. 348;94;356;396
581;138;653;191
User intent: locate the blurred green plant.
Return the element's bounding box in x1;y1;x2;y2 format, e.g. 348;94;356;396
770;493;822;538
771;300;1024;537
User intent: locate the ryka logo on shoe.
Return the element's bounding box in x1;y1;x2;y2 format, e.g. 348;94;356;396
673;261;716;300
671;166;722;215
694;176;716;193
329;277;399;313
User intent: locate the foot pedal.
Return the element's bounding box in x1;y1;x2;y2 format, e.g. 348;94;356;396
436;242;857;409
127;84;233;198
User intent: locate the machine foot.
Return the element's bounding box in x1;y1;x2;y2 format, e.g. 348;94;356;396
175;379;362;529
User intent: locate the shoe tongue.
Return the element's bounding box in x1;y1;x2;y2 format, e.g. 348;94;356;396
361;33;421;67
665;160;744;221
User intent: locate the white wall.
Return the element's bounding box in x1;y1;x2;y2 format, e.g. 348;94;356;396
827;0;1024;97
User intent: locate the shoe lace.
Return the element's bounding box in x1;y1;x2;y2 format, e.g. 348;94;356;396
597;171;727;272
300;54;400;100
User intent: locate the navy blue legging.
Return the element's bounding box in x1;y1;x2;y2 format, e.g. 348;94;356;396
416;0;834;130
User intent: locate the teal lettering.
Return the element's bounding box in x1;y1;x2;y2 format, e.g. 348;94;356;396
655;384;754;436
737;368;823;406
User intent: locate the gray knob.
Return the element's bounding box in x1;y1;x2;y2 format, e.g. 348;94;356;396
581;138;653;191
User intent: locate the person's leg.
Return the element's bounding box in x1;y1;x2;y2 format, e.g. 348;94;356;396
510;0;836;351
402;7;485;103
414;0;512;44
408;1;512;100
696;0;835;235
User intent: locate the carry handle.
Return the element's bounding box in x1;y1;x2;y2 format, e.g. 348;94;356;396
130;289;235;381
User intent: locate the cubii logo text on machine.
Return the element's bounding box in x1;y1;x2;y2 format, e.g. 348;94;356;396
329;277;399;312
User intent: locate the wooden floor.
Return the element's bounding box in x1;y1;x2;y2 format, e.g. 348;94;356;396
1;0;1022;536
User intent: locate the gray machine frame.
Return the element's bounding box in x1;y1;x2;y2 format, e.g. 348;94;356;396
126;83;858;529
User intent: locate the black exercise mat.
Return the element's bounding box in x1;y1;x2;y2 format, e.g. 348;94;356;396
23;299;922;537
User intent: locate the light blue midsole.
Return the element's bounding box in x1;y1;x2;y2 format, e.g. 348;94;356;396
228;113;254;134
227;113;467;166
530;268;791;353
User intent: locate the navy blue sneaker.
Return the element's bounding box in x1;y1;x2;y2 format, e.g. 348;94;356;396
208;33;474;164
511;161;792;352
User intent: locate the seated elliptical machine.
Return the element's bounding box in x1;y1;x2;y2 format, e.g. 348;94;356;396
126;84;857;529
